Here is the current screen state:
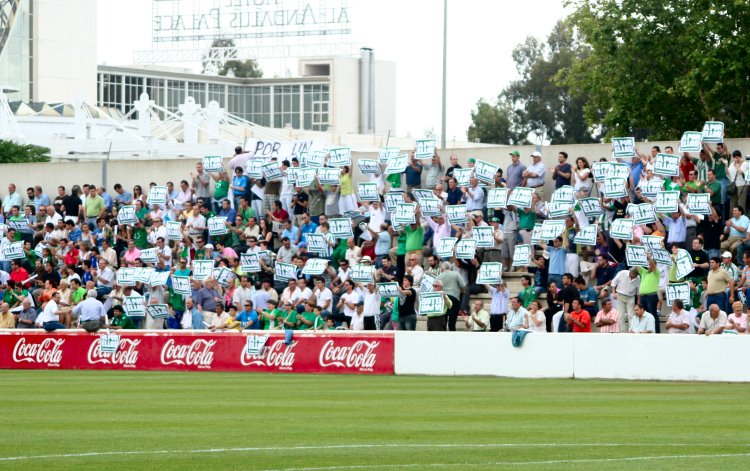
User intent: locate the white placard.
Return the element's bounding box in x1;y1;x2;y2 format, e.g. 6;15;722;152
539;220;565;241
294;168;317;187
208;217;228;236
146;304;171;319
116;268;135;287
358;159;381;175
455;239;477;259
191;260;214;281
351;264;375;284
473;225;494;248
117;205;138;225
655;191;679;213
328;147;352;166
641;235;664;251
394;203;417;225
574;225;597;246
415;139;436;160
98;333;120;354
625;245;648;267
446;204;467;226
592;161;609;183
608;163;631;180
639;179;663;199
357;182;380;202
654;153;680;177
240;252;261;272
686;193;711;215
474;160;499;184
2;242;24;260
166;221;182;241
274;262;297;281
302;258;328;276
603;177;628;198
245;333;269;356
651;248;672;267
701;121;724;144
149;270;170;287
262;161;283;181
547;202;573;219
679;131;703;153
632;204;656;225
214;266;234;287
612;137;635;158
377;282;400;298
420;273;437;293
436;237;458;259
329;218;353;239
147;186;167;205
246;158;264;178
453;168;473;187
419;197;442;217
507;187;533;209
418;291;445;316
385;155;409;175
609;218;634;240
378;147;400;164
306;150;327;169
124;295;145;317
171;275;191;296
140;248;158;264
203;155;224;172
384;192;404;212
666;283;691;306
316;167;341;185
512;244;532;267
487;188;508;209
552;185;576;204
675;248;694;280
133;267;154;284
477;262;503;284
579;198;604;217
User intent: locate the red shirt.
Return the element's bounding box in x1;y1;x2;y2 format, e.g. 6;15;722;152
10;267;29;287
569;308;591;333
64;248;80;267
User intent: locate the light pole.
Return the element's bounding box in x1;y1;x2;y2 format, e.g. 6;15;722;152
441;0;448;149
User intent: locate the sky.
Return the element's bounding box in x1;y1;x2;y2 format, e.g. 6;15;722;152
97;0;569;142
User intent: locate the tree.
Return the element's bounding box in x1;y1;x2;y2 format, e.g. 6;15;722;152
467;98;528;145
502;20;600;144
202;38;236;75
219;59;263;79
562;0;750;140
0;140;50;163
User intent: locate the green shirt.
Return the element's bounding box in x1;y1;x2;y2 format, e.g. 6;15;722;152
169;288;185;311
262;308;282;330
111;314;135;329
404;225;424;252
281;310;297;330
85;195;106;217
638;267;660;295
297;311;316;330
214;179;229;200
519;286;537;308
706;180;721;204
72;287;87;304
238;206;255;224
396;231;407;256
517;208;536;230
713;153;727;179
133;227;149;249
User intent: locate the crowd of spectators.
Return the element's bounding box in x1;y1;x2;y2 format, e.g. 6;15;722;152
0;140;748;336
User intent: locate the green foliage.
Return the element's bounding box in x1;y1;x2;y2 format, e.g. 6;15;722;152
503;20;600;144
218;59;263;79
467;98;528;145
201;38;236;74
0;139;50;163
563;0;750;140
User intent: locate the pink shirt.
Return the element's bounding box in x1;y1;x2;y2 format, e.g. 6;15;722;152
726;313;748;332
123;248;141;267
594;308;620;333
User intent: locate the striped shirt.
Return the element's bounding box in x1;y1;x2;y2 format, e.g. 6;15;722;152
594;308;620;333
486;285;509;315
721;262;740;282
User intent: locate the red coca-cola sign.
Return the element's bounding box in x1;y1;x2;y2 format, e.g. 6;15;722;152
0;331;394;374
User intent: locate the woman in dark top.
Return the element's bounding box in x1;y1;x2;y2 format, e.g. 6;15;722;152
398;275;417;331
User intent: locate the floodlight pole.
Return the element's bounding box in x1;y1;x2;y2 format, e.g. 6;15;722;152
441;0;448;149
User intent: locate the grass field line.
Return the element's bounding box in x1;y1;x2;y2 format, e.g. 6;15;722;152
260;452;750;471
0;443;745;463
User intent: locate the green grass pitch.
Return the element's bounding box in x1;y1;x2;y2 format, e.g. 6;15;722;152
1;371;749;470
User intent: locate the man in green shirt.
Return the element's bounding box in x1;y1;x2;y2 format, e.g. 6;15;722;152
84;190;106;228
705;169;722;207
637;259;661;333
403;223;425;265
518;275;537;308
109;305;135;329
296;301;317;330
133;221;149;249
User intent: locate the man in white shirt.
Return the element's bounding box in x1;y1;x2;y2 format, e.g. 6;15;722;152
147;219;168;245
232;276;255;308
665;299;691;334
291;278;313;309
462;177;485;211
93;259;115;297
362;283;380;330
698;304;727;335
154;237;173;268
629;303;656;333
44;205;62;227
312;277;333;316
36;291;66;331
611;268;640;332
521;151;547;198
2;183;23;217
406;254;424;286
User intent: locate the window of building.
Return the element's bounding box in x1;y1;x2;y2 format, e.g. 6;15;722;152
124;76;143;114
273;85;300;129
187;81;206;107
303;84;330;131
99;74;122;110
166;80;185;113
207;83;226;108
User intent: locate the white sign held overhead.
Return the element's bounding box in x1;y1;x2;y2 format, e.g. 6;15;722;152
202;155;224;173
701;121;724;144
612;137;635;158
415;139;436;160
487;188;508;209
512;245;532;267
654;154;680;177
507;187;533;209
357;182;380;202
610;218;634;240
358;159;381;175
474;160;499;184
675;249;694;280
385;155;409;175
679;131;703;153
378;147;400;164
666;283;691;306
625;245;648;268
328;147;352;166
147;186;168;205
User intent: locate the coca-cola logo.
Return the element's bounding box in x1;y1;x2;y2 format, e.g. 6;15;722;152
160;339;216;368
319;340;380;371
87;338;141;368
241;339;296;370
12;337;65;366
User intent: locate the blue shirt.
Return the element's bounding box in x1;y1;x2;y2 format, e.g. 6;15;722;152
233;175;250;197
446;187;463;205
281;226;299;243
549;246;566;276
578;286;599;314
219;207;237;223
189;308;204;329
33;194;50;211
729;215;749;238
299;222;318;244
631;161;643;188
115;190;133;205
236;309;259;329
405;162;422;187
101;192;113;210
67;227;82;243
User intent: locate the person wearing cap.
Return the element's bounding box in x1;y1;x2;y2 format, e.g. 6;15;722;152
720;251;740;287
720;206;749;258
506;150;526;190
550;151;572;189
73;289;107;332
522;151;547;198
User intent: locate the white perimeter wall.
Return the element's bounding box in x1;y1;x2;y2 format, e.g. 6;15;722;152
395;332;750;382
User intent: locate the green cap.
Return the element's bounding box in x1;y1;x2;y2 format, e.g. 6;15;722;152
468;157;476;163
509;150;520;157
